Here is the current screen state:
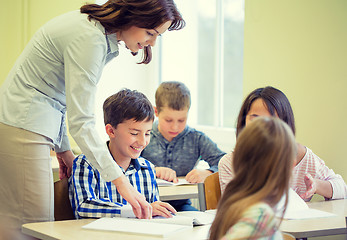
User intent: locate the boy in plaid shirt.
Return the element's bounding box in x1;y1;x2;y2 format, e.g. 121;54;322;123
69;89;176;219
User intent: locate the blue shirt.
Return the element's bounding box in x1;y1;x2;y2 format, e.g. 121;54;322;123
69;153;159;219
0;11;122;181
141;121;225;176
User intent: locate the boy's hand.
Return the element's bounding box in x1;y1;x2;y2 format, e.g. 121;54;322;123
151;201;177;218
300;173;316;200
185;169;213;183
56;150;75;179
155;167;178;183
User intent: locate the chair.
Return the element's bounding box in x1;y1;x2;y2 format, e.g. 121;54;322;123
54;177;75;221
198;172;221;211
282;232;296;240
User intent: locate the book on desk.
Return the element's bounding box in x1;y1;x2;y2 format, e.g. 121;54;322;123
82;211;216;237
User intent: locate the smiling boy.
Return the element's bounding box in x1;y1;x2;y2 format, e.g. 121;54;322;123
69;89;175;219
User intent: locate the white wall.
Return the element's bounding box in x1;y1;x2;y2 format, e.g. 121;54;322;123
94;46;160;142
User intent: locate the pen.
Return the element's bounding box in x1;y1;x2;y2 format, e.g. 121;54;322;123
193;156;202;169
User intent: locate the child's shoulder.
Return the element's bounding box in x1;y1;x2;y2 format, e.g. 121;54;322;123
74;154;95;169
243;202;275;220
183;125;208;137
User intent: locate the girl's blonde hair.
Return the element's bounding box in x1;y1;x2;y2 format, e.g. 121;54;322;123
209;117;296;240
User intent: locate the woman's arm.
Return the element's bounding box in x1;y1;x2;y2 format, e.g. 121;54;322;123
63;31;152;218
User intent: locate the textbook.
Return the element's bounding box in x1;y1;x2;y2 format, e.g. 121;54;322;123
275;188;336;220
156;178;193;186
82;217;192;237
82;211;215;237
120;204;215;226
150;211;216;226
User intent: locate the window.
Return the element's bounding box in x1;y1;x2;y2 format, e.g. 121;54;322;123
93;0;244;146
160;0;244;128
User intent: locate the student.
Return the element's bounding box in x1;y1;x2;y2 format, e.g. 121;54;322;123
69;89;176;219
141;81;226;211
219;86;347;201
210;117;296;240
0;0;184;233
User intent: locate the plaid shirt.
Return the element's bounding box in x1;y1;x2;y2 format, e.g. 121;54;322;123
221;202;283;240
69;154;159;219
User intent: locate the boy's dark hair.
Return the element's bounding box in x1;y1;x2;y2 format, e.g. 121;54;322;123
155;81;191;113
236;86;296;137
103;89;154;127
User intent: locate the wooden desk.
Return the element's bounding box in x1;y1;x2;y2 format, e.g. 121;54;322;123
158;184;199;201
281;199;347;238
22;219;210;240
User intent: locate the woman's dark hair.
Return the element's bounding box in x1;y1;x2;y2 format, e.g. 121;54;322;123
236;86;296;137
81;0;185;64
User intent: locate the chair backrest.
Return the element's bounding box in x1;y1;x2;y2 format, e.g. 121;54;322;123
54;177;75;221
198;172;221;211
282;232;296;240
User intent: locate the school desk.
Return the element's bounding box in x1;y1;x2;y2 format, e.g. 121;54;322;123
281;199;347;238
22;218;211;240
158;179;199;202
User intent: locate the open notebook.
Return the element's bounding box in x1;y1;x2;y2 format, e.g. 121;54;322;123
82;217;192;237
82;211;215;237
150;211;216;226
156;178;194;186
276;189;336;220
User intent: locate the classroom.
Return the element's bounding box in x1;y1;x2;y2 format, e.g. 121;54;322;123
1;0;347;239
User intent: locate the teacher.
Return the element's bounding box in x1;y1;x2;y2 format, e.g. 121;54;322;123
0;0;185;236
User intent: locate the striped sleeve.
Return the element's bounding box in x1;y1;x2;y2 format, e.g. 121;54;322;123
218;152;234;194
291;147;347;200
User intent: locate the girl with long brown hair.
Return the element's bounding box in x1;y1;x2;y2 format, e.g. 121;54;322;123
209;117;296;240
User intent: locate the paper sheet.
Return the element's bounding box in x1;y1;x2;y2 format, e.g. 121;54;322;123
156;178;193;186
276;189;337;220
82;217;192;237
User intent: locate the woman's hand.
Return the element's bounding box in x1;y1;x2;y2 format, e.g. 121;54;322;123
155;167;178;183
112;175;153;219
56;150;75;179
151;201;176;218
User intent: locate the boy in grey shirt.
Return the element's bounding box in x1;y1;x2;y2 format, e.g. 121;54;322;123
141;81;225;211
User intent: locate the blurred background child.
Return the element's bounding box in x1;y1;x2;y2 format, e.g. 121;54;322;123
141;81;225;211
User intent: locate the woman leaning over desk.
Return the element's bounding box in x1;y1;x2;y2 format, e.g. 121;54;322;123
0;0;184;237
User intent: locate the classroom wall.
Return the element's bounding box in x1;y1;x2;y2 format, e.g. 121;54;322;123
243;0;347;179
0;0;89;85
